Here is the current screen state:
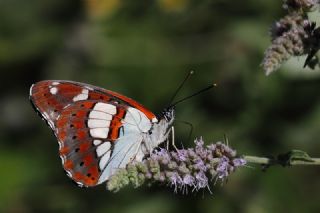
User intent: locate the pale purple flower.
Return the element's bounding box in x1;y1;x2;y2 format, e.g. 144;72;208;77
194;158;207;172
216;156;230;179
195;171;208;189
183;174;195;186
169;172;183;192
195;138;208;158
207;144;216;151
153;148;171;164
177;149;188;161
233;158;247;167
169;172;182;184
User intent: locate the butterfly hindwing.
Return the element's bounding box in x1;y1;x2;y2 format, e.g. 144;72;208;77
30;80;157;187
55;101;106;186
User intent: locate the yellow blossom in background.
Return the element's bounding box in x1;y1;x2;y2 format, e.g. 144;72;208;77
158;0;188;12
84;0;120;18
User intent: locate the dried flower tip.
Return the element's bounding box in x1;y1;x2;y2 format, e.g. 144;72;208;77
283;0;318;11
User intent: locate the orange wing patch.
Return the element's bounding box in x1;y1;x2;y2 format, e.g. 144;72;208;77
108;107;126;141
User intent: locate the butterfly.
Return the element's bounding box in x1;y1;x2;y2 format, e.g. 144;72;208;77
30;80;175;187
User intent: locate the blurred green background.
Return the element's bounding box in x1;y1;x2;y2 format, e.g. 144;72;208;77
1;0;320;212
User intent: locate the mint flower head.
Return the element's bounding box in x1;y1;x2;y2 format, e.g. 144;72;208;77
106;138;246;193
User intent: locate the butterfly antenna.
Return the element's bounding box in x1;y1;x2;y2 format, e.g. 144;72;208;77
168;70;194;106
169;83;217;108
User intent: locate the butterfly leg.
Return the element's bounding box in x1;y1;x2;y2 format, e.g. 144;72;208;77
170;126;179;151
165;127;178;151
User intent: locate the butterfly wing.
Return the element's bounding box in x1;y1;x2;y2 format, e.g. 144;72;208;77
30;80;158;187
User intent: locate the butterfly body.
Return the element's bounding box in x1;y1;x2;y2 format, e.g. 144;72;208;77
30;80;174;187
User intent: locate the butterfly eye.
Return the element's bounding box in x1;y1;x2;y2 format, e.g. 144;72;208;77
80;162;84;166
72;136;77;140
69;124;74;128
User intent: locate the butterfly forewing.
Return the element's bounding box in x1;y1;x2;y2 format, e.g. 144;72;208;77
30;80;157;187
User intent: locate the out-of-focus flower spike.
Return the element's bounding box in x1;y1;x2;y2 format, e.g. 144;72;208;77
283;0;319;11
262;14;309;75
262;1;320;74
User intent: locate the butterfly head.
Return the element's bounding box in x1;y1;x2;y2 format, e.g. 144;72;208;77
158;106;175;125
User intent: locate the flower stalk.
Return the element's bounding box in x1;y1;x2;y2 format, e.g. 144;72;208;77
244;149;320;166
245;155;320;165
106;138;320;193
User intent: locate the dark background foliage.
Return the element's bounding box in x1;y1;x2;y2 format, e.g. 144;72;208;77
1;0;320;212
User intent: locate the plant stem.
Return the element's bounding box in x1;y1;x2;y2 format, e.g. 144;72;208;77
244;155;320;166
